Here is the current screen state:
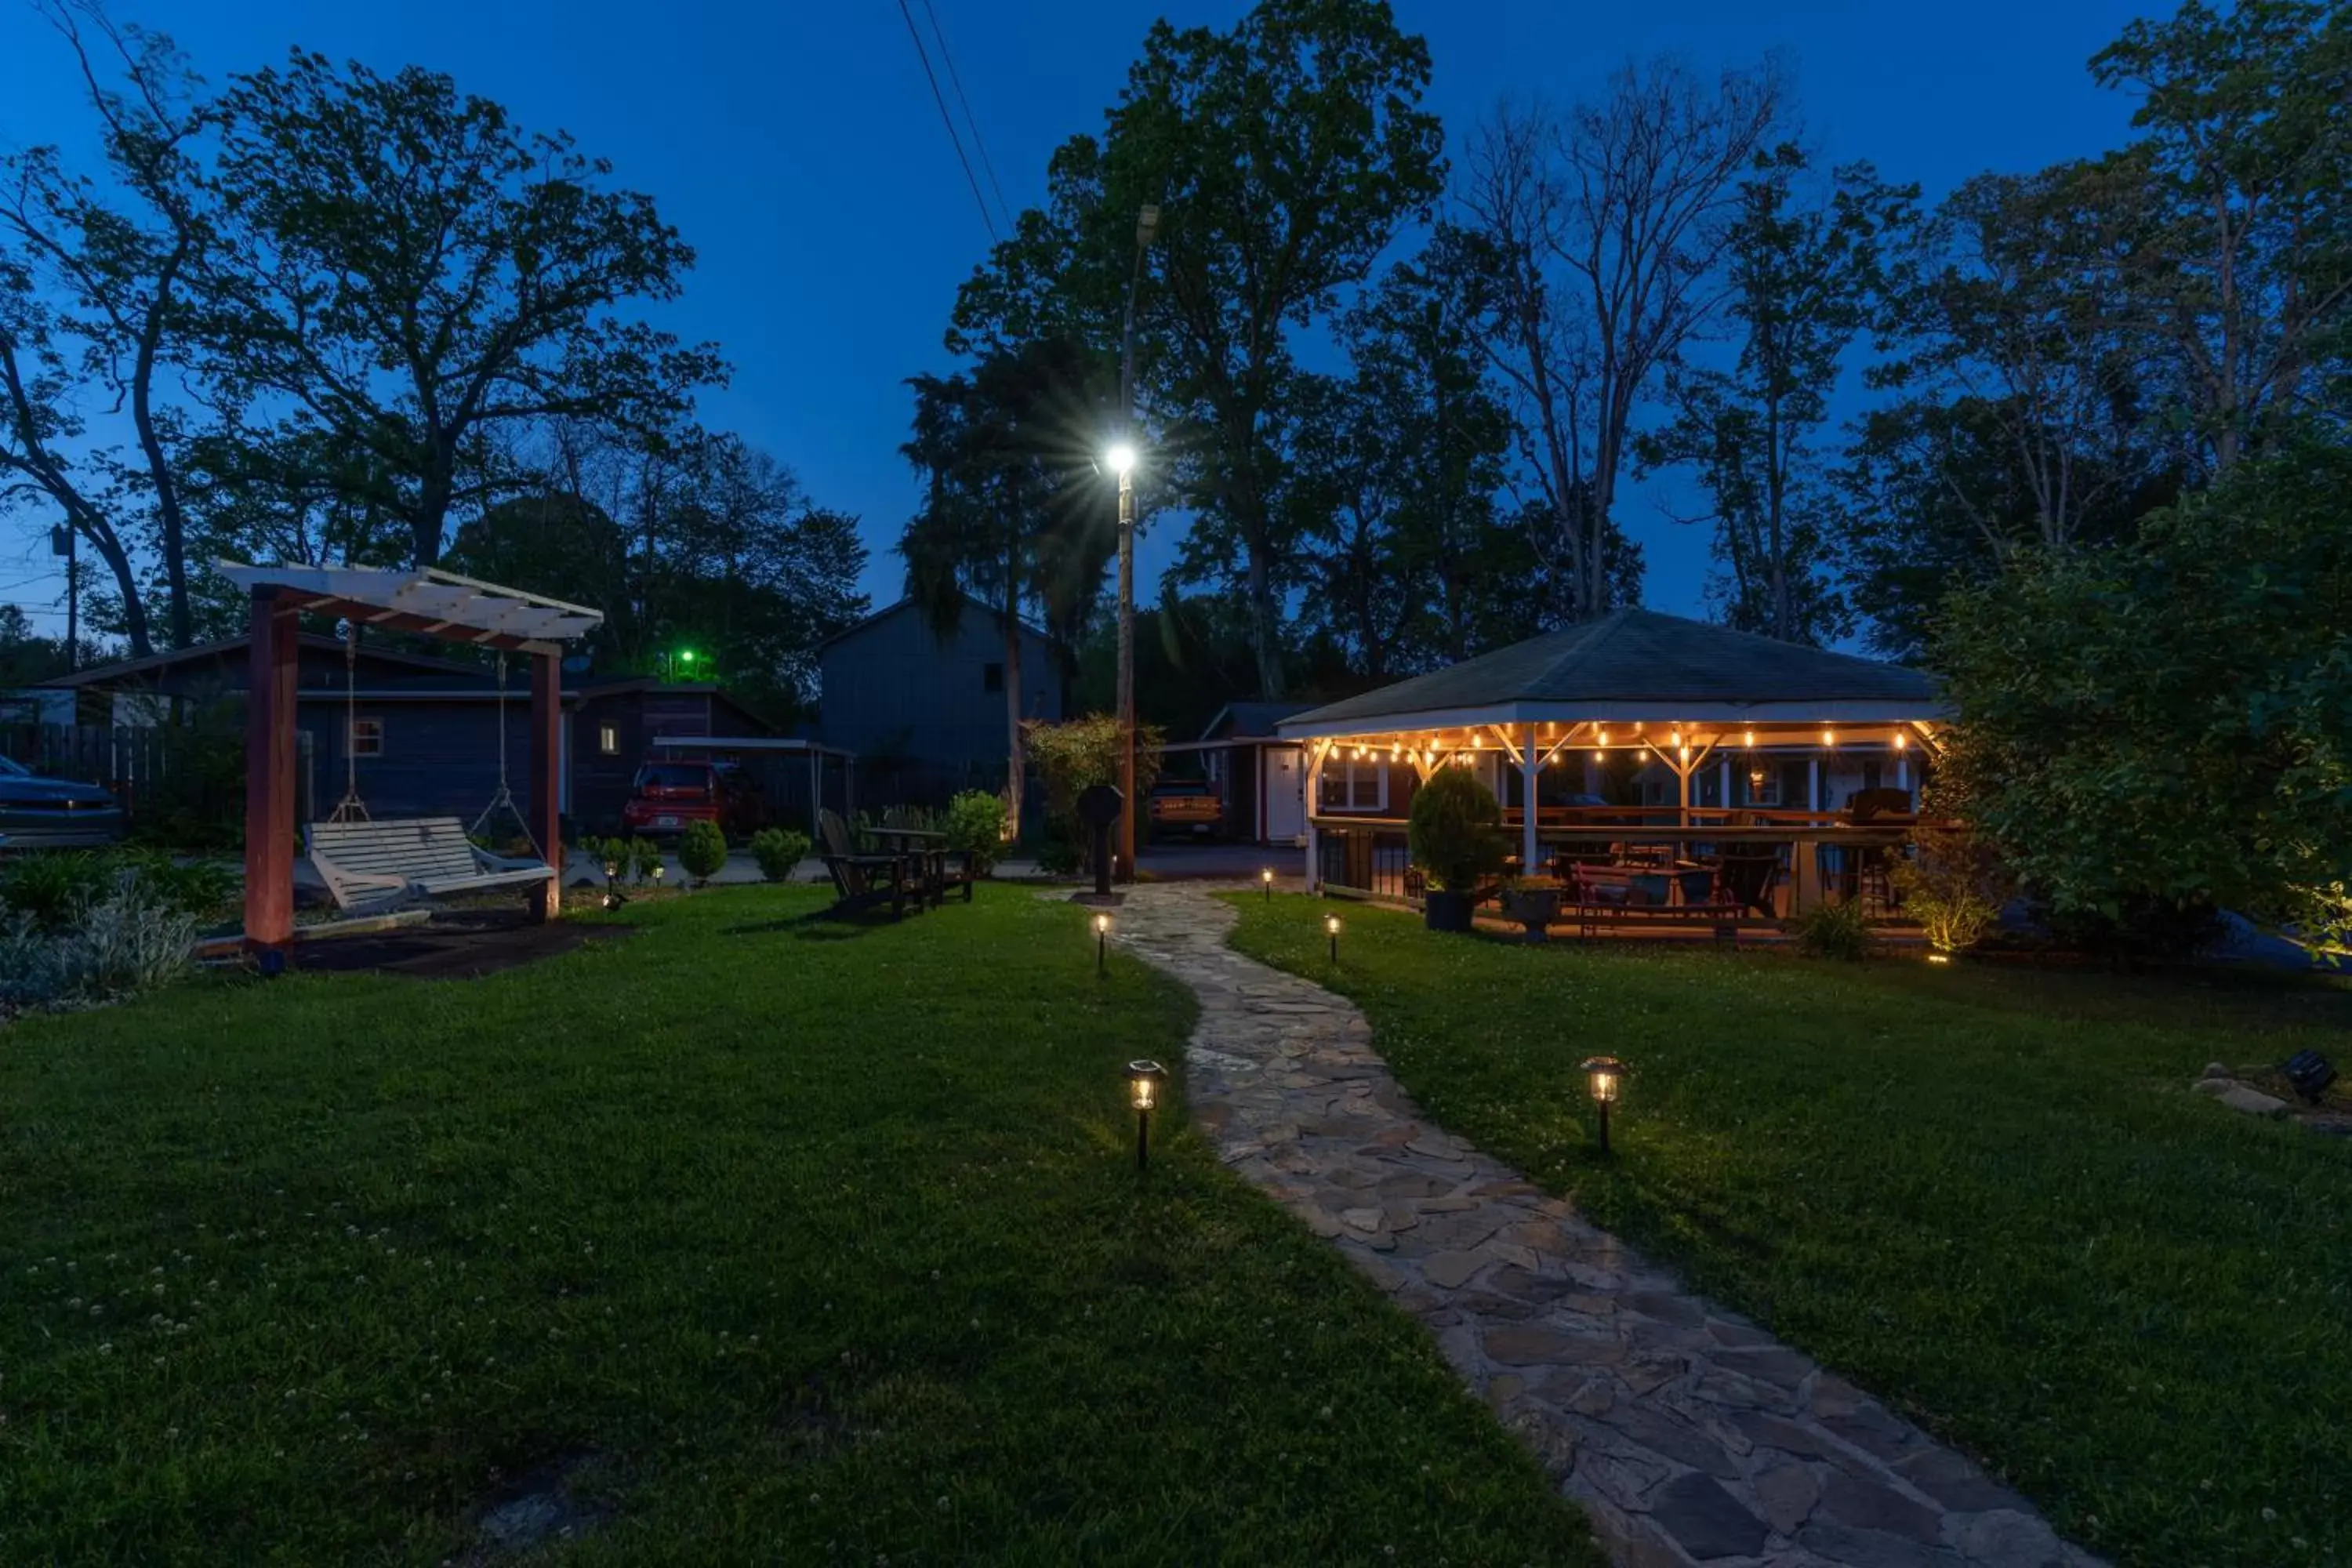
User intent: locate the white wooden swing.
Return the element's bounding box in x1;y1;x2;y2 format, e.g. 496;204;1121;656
304;627;554;914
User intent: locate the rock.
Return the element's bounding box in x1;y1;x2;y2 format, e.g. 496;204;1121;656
1647;1470;1769;1560
1819;1468;1941;1538
1751;1453;1821;1534
1483;1324;1588;1364
1421;1249;1488;1290
1951;1508;2071;1566
2217;1084;2289;1116
2190;1076;2234;1097
2200;1060;2230;1080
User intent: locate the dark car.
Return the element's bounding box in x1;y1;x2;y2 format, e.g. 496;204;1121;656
619;760;766;838
1149;777;1222;838
0;754;126;849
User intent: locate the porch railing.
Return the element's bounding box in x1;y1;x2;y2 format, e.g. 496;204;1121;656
1313;818;1416;902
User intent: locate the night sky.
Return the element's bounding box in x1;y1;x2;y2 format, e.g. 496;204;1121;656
0;0;2150;640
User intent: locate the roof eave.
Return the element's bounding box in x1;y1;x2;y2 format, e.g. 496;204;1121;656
1277;696;1951;739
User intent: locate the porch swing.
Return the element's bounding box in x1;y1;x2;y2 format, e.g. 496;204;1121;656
303;626;557;914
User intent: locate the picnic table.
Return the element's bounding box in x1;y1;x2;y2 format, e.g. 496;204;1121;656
869;824;978;908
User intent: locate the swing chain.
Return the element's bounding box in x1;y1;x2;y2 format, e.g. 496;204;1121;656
325;620;372;823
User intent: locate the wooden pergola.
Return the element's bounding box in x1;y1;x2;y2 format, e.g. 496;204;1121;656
222;562;604;954
1276;610;1951;904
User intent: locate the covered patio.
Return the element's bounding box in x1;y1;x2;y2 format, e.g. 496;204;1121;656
1276;610;1950;926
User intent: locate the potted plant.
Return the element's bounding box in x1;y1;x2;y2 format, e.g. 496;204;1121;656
1497;881;1561;942
1406;767;1508;933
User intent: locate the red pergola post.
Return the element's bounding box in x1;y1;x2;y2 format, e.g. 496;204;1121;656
529;648;563;922
242;588;300;953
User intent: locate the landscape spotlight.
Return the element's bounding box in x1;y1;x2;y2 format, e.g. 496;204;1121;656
1325;912;1341;964
1094;910;1112;976
1580;1055;1624;1153
2282;1049;2338;1102
1127;1058;1167;1172
1105;441;1138;478
1262;866;1275;901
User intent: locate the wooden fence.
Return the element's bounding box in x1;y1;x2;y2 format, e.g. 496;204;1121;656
0;724;308;838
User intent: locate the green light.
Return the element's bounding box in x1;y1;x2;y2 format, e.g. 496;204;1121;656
678;649;697;665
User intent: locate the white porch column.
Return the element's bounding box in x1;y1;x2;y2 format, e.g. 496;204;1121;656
1520;723;1539;877
1718;759;1731;817
1896;753;1910;793
1677;760;1691;829
1807;756;1820;814
1304;739;1327;892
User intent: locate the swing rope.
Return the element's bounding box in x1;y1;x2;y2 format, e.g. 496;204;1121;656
325;621;372;823
469;651;543;860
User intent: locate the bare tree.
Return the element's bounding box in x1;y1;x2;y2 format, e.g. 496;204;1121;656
1448;60;1784;620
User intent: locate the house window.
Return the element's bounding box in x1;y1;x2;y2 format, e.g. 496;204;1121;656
982;662;1004;694
350;718;384;757
598;723;619;756
1317;760;1387;812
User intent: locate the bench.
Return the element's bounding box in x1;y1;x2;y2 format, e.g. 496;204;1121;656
307;817;555;914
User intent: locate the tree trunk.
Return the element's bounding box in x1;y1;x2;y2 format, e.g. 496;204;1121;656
81;511;155;659
1002;582;1025;839
134;248;194;648
1245;546;1284;699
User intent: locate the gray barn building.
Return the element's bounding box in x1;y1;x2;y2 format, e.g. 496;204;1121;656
813;597;1063;805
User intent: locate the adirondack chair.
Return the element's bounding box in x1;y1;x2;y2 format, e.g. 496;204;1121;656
817;809;914;920
306;817;554;915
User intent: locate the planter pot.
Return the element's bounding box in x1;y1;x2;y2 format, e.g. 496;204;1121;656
1425;889;1476;933
1499;888;1562;943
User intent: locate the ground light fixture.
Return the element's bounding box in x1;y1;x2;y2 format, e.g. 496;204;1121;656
1261;866;1275;901
602;857;626;910
2282;1049;2337;1101
1128;1058;1167;1172
1581;1055;1624;1153
1094;911;1112;976
1926;949;1952;965
1325;912;1341;964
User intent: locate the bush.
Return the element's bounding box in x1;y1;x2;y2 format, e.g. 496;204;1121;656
1890;829;2009;956
1032;814;1081;878
1025;714;1165;875
1788;898;1871;961
0;850;234;932
944;790;1007;873
0;879;198;1011
750;827;811;883
1406;768;1508;893
677;820;728;884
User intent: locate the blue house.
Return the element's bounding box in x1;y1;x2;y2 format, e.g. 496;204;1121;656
812;597;1063;804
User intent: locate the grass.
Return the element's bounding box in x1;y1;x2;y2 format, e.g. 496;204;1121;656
0;884;1601;1566
1227;894;2352;1568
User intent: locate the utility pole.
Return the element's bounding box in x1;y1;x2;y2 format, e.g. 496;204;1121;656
51;524;77;672
1116;202;1160;883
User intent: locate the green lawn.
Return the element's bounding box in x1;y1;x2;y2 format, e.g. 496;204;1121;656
1228;895;2352;1568
0;885;1601;1566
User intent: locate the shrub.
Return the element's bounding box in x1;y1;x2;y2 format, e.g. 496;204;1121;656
1890;829;2008;956
1406;768;1508;893
1025;714;1164;874
750;827;811;883
630;837;663;884
677;820;728;884
0;880;197;1010
944;790;1007;873
0;850;234;932
1788;898;1871;961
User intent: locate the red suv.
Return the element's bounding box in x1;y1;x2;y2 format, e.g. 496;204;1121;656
621;760;767;837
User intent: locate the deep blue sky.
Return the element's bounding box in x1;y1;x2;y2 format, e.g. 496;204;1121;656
0;0;2151;639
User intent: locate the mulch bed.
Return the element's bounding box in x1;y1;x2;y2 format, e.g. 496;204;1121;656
282;909;635;980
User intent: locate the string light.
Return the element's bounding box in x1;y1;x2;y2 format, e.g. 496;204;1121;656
1821;728;1837;748
1893;731;1908;751
1597;728;1609;746
1743;729;1755;749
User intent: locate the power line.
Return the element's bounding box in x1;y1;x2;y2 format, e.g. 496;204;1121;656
918;0;1013;235
894;0;999;246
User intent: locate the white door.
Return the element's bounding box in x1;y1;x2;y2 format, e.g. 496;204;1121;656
1265;745;1306;843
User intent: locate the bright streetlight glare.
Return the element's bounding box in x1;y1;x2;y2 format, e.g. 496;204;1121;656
1105;442;1138;477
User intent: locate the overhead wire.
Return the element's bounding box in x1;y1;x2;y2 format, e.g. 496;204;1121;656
917;0;1013;235
894;0;1000;246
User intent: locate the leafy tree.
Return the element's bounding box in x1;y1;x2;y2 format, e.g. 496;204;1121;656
1645;149;1911;643
1933;439;2352;955
1022;713;1163;874
0;2;223;652
199;50;724;568
953;0;1445;695
901;337;1116;830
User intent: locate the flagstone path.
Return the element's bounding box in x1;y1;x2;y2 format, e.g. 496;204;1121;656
1109;884;2100;1568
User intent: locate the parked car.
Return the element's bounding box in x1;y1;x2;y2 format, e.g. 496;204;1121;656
0;754;126;848
619;760;767;838
1149;777;1222;838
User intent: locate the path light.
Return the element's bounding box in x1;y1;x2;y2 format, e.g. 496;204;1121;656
1261;866;1275;902
1926;951;1952;965
1325;912;1342;964
1128;1059;1167;1172
1581;1055;1624;1153
1094;911;1112;977
602;856;626;911
651;862;666;886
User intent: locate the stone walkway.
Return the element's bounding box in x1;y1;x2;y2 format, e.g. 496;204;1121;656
1109;884;2100;1568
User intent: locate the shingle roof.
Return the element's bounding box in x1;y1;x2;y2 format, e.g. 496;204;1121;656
1278;610;1939;731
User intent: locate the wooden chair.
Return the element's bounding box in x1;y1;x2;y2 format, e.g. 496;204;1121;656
817;808;914;920
306;817;554;915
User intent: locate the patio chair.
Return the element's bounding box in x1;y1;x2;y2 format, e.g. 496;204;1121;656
817;808;916;920
1716;849;1782;919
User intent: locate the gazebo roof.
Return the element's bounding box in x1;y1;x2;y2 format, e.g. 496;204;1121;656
1277;609;1942;736
216;561;603;652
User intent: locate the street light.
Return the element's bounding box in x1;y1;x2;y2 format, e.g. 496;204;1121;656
1581;1056;1624;1153
1116;203;1160;887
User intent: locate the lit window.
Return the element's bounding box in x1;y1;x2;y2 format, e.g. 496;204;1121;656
598;723;619;756
982;662;1004;694
350;718;384;758
1317;760;1388;812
